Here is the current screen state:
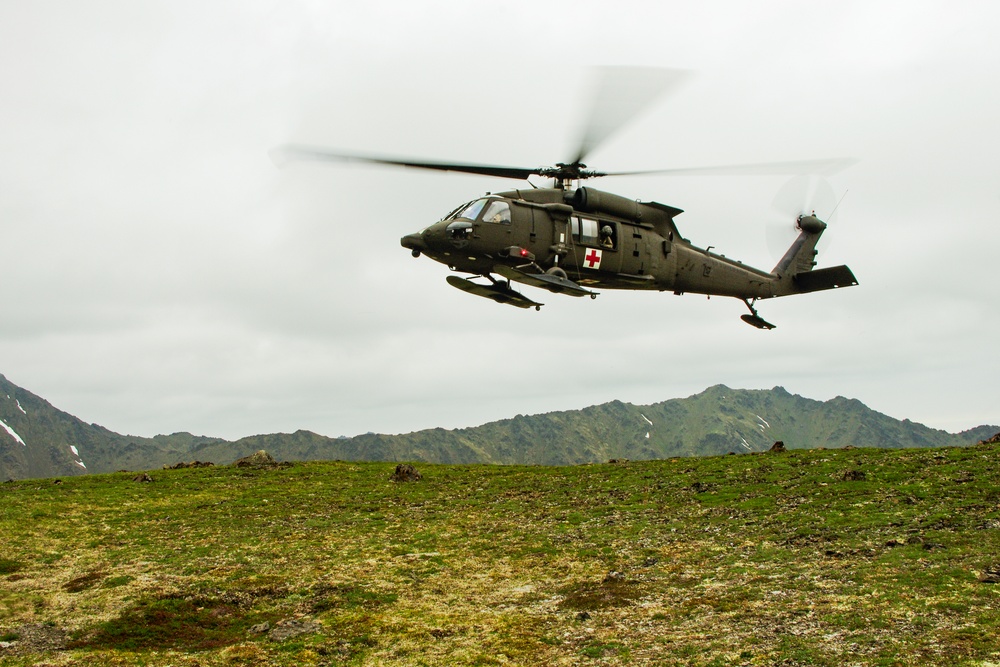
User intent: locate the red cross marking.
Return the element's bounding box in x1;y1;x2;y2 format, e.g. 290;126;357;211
584;249;602;268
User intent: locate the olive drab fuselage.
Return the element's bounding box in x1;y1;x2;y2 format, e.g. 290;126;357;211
402;186;818;302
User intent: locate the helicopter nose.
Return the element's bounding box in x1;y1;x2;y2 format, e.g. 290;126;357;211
401;231;427;256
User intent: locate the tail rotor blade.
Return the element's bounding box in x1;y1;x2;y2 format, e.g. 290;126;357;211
771;175;837;220
766;176;837;260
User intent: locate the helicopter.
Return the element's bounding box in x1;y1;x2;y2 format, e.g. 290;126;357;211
277;69;857;329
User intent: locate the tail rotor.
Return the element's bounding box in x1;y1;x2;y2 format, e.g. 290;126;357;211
766;175;838;259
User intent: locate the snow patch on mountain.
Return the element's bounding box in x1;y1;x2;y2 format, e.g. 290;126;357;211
756;414;771;432
1;418;26;446
68;445;87;468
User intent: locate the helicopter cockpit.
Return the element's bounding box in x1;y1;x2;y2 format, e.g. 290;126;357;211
446;197;511;224
445;197;512;246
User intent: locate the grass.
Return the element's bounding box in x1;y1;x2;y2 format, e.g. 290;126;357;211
1;443;1000;665
0;560;24;576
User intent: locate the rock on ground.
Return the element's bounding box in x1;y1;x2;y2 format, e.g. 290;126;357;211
390;464;422;482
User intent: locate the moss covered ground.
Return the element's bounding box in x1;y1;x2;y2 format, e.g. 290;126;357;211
2;442;1000;665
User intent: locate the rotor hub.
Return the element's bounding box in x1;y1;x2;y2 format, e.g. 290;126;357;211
537;162;608;188
796;214;827;234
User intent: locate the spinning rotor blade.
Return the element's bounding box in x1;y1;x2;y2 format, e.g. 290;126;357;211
766;175;838;259
571;66;691;166
275;64;856;187
276;145;858;186
771;175;837;220
604;157;858;179
272;145;540;181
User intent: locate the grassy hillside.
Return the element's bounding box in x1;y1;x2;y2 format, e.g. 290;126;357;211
2;442;1000;665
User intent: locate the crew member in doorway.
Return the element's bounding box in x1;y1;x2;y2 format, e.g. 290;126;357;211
600;225;614;249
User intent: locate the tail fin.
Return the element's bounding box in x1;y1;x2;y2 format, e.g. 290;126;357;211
772;215;858;296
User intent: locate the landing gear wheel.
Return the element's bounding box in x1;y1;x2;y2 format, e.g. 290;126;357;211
545;266;569;280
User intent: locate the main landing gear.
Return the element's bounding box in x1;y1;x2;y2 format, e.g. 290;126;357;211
741;298;776;330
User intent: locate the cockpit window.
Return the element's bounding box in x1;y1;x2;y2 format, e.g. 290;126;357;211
481;200;511;224
455;198;488;221
443;203;465;220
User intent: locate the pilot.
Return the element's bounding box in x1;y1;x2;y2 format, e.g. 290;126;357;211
600;225;614;248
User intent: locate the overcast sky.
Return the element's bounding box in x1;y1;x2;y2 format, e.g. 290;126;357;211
1;0;997;441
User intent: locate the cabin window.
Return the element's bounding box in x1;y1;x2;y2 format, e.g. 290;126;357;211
572;217;616;249
481;200;511;224
572;216;599;244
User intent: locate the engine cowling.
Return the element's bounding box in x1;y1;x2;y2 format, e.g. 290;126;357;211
568;186;642;220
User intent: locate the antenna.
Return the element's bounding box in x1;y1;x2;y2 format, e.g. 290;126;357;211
827;190;849;222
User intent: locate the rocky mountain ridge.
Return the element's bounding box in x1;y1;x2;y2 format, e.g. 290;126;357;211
1;373;996;480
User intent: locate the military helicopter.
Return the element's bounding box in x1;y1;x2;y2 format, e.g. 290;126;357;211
277;69;857;329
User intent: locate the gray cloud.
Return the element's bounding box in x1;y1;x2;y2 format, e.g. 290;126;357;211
1;1;997;440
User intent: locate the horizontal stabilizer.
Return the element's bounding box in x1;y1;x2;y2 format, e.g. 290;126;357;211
793;265;859;293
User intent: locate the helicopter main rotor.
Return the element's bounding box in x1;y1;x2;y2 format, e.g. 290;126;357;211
273;66;856;188
273;145;856;191
271;147;608;188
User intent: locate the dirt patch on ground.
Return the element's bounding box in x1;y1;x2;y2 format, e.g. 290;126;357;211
0;623;69;656
62;571;106;593
558;573;646;611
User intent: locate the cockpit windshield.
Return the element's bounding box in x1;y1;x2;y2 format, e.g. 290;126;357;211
445;197;511;224
454;199;488;221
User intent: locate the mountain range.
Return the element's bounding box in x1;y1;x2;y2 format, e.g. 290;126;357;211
1;372;996;480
